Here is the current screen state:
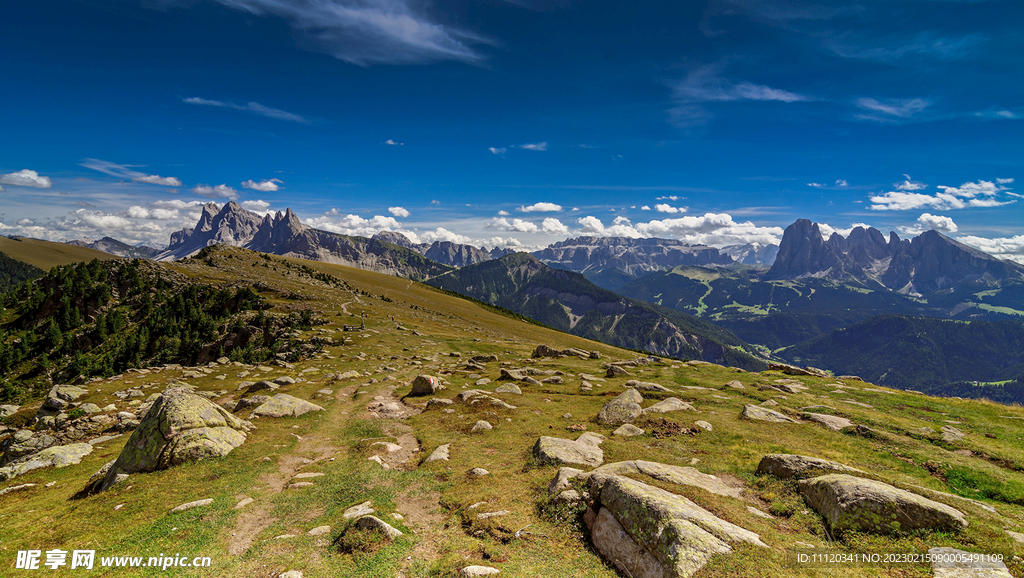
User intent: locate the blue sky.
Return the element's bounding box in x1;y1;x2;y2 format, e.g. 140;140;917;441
1;0;1022;259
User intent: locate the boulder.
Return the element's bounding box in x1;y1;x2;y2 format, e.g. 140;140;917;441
171;498;213;512
234;395;271;411
1;431;56;465
0;405;19;419
470;355;499;363
251;394;324;418
408;375;445;396
941;425;965;443
606;365;631;378
0;443;94;482
273;376;296;385
471;420;493;433
588;474;765;578
548;467;585;496
533;433;605;468
613;424;645;437
532;344;590;359
722;381;745;391
769;363;829;378
756;454;866;480
246;381;279;394
798;474;967;535
498;368;527;381
804;413;854;432
354;515;403;539
643;398;694;414
88;387;252;493
425;398;454;410
694;421;713;432
459;566;500;577
493;384;522;395
624;380;672;392
740;404;799;423
597;389;644;425
589;461;743;499
425;444;450;463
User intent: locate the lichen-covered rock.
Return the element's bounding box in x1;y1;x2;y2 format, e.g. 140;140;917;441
589;461;743;499
532;345;590;359
0;443;93;482
722;380;745;391
597;389;643;425
756;454;866;480
591;507;666;578
425;444;450;463
0;405;19;419
471;420;492;433
354;515;403;539
493;384;522;395
533;433;605;468
250;394;324;418
1;431;56;466
643;398;694;414
606;365;631;378
548;466;585;497
624;380;672;392
804;413;853;432
740;404;799;423
613;424;645;437
498;368;527;381
246;381;279;394
799;474;967;535
408;374;445;396
589;474;765;578
89;387;252;493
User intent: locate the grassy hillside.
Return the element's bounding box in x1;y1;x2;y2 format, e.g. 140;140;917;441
1;246;1023;578
0;236;120;270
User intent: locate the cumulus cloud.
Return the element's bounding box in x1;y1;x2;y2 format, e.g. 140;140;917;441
957;235;1024;265
0;169;52;188
483;236;528;250
304;211;403;237
193;184;239;200
997;178;1015;185
835;179;848;187
418;227;473;244
640;205;651;210
576;213;783;246
388;206;411;218
241;178;282;192
487;217;539;233
541;217;568;235
241;199;272;215
870;179;1015;211
654;204;686;214
519;202;562;212
901;213;958;235
184;97;308;123
497;210;510;216
518;142;548;151
818;222;872;239
384;139;403;145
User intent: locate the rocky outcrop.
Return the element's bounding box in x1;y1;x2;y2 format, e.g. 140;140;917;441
597;389;643;425
643;398;694;414
740;405;799;423
587;461;743;499
250;394;324;418
799;474;967;535
0;443;93;481
533;433;605;468
87;387;252;493
756;454;866;479
532;344;594;359
408;375;445;397
533;236;733;279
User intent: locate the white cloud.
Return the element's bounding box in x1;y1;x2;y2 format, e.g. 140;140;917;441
870;179;1015;211
497;210;510;216
576;213;783;246
669;63;809;126
193;184;239;200
153;199;206;210
997;178;1014;185
807;182;824;187
640;205;651;211
483;236;527;250
241;178;282;192
0;169;52;188
431;200;440;205
487;217;539;233
519;202;562;213
835;179;848;187
518;142;548;151
240;200;272;215
488;147;506;156
133;174;182;187
915;213;958;234
199;0;488;66
957;235;1024;264
654;204;685;214
419;227;473;244
818;222;872;239
541;217;568;235
855;97;931;121
384;139;403;145
388;206;411;218
612;216;631;226
656;195;682;201
305;212;403;237
183;97;309;123
0;185;4;192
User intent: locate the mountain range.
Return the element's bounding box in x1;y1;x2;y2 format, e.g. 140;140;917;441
66;236;160;259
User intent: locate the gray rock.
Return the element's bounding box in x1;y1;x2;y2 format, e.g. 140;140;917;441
804;413;854;432
408;374;446;397
624;380;672;392
0;443;94;482
79;403;102;414
88;387;252;493
597;389;644;425
1;431;56;465
493;384;522;395
798;474;967;535
694;421;713;432
273;376;296;385
234;395;271;411
425;444;450;463
468;468;490;477
521;377;542;386
0;405;19;419
0;483;36;496
354;515;403;539
250;394;324;418
740;404;799;423
756;454;866;480
722;380;745;391
541;376;564;384
643;398;694;414
471;420;493;433
171;498;213;512
343;501;375;519
533;433;605;468
613;424;645;437
475;378;491;386
606;365;631;378
308;525;331;536
425;398;454;410
499;368;527;381
246;381;279;393
548;467;585;497
459;566;500;577
941;425;965;443
589;461;744;499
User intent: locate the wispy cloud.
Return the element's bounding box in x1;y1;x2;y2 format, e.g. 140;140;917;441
80;158;182;186
870;179;1015;211
241;178;282;192
384;139;404;145
193;0;490;66
193;184;239;200
669;64;810;126
183;97;309;123
855;97;931;122
488;147;506;156
826;32;985;62
518;142;548;151
0;169;52;188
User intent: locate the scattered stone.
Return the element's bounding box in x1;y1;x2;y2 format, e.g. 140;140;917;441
612;424;645;437
293;472;326;479
760;399;779;407
941;425;965;443
741;404;799;423
747;506;774;519
533;433;605;468
246;381;279;393
756;454;867;480
425;398;454;410
234;498;254;509
0;483;36;496
548;467;585;496
343;501;375;519
541;376;564;384
409;374;446;396
605;365;630;378
171;498;213;513
929;547;1012;578
370;442;402;454
0;443;94;482
250;394;324;418
624;380;672;392
471;420;493;433
597;389;643;425
354;515;403;539
521;377;542;386
475;378;491;386
459;566;500;577
477;510;510;520
287;482;314;490
425;444;450;463
468;468;490;477
307;526;331;536
498;368;527;381
799;474;967;535
493;384;522;395
88;434;123;446
804;413;854;432
694;420;713;432
769;362;829;378
0;405;19;419
533;344;591;359
273;376;296;385
722;380;745;391
643;398;694;414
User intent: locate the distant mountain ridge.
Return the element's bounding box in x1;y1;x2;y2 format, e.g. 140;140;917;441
155;202;452;280
66;237;159;259
369;231;512;267
767;219;1024;294
533;236;735;277
426;252;767;370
